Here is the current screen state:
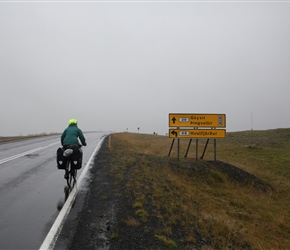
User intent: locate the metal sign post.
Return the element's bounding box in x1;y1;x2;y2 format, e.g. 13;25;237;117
184;139;192;158
214;139;217;163
196;139;198;161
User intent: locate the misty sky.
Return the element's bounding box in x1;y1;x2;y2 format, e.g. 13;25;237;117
1;1;290;136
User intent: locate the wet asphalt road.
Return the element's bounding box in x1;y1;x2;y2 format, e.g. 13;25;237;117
0;132;109;250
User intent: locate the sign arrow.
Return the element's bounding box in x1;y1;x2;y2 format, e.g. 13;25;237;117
171;130;178;137
171;117;176;124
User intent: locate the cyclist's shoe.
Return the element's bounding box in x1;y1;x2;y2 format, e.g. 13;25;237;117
64;173;68;179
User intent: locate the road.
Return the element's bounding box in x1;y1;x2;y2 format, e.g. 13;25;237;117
0;132;109;250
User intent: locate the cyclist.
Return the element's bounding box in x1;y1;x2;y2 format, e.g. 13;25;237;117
61;119;87;178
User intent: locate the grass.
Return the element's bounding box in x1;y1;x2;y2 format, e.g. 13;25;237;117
109;129;290;249
155;234;178;248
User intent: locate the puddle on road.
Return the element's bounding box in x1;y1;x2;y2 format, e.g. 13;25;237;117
25;153;40;158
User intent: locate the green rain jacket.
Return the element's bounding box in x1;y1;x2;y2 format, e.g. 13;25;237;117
61;124;86;146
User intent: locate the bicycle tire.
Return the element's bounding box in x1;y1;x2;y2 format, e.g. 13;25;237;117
74;168;78;180
67;162;77;189
67;161;73;188
72;168;77;184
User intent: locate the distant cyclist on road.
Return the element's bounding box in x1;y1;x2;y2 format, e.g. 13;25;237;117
61;119;87;178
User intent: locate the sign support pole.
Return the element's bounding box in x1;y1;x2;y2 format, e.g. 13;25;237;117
184;139;192;158
177;139;180;161
200;139;209;160
214;139;217;163
168;139;175;157
196;139;198;161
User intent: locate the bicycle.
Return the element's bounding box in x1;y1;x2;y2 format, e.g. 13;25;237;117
57;145;83;189
63;148;78;188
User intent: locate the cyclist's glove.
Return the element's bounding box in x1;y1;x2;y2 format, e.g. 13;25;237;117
83;143;87;146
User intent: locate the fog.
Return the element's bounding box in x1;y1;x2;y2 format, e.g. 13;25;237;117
1;1;290;136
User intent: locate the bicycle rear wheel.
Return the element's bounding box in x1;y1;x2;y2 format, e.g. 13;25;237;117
67;164;77;189
66;161;73;188
72;168;77;182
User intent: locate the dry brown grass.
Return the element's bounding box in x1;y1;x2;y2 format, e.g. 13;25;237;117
109;130;290;249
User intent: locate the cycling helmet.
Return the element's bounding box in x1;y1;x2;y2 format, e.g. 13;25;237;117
68;119;77;125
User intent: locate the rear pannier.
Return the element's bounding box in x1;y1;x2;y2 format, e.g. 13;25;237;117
56;147;66;169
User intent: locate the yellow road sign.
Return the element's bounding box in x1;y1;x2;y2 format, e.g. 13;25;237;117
169;113;226;127
169;129;226;138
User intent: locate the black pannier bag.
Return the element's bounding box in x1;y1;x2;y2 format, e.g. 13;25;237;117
56;147;66;169
68;144;82;170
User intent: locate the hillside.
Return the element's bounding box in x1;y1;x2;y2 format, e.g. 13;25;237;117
58;130;290;249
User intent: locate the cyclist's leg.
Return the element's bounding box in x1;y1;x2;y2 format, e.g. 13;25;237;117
77;147;83;168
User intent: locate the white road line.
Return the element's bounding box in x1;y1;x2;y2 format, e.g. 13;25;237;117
39;136;106;250
0;142;60;165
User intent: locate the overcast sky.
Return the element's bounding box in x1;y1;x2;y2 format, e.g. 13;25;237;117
1;1;290;136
